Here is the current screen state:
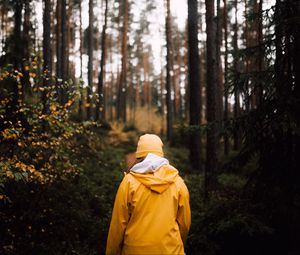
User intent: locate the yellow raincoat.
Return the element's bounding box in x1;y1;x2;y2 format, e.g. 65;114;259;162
106;161;191;255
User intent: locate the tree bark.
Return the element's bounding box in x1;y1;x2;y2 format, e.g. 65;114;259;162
87;0;94;119
108;34;115;121
21;0;31;99
60;0;68;104
171;36;178;121
256;0;263;107
160;66;165;135
96;0;108;121
187;0;202;170
0;5;7;51
13;1;23;70
176;44;183;120
117;0;129;122
205;0;218;199
216;0;223;130
165;0;173;142
223;0;229;155
43;0;52;114
244;0;250;112
12;1;23;106
78;0;83;118
56;0;62;79
184;25;189;122
233;0;242;150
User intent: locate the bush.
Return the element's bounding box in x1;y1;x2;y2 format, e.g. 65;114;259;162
185;175;273;255
0;68;124;254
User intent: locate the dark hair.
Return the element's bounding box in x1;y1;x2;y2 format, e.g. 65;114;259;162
126;157;145;173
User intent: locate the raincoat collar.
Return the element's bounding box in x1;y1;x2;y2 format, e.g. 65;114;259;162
129;154;178;193
130;153;169;174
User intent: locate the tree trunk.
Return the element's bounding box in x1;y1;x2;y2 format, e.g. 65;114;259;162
256;0;263;107
133;63;140;124
233;0;242;150
165;0;173;142
50;0;55;77
56;0;62;80
216;0;223;130
143;50;152;122
65;0;75;77
173;36;182;121
60;0;68;104
244;0;251;112
21;0;31;99
187;0;202;170
143;51;150;107
184;26;189;122
12;1;23;106
160;67;165;135
171;36;178;121
117;0;129;122
205;0;218;199
13;1;23;70
43;0;52;114
176;45;183;120
78;0;83;118
108;34;114;121
96;0;108;121
128;68;134;123
87;0;94;119
223;0;229;155
0;5;7;51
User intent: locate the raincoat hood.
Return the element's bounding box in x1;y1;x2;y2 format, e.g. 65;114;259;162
130;153;178;193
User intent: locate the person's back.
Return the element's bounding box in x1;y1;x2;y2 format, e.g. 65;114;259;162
106;134;191;255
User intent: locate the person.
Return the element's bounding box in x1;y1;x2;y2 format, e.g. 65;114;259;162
106;134;191;255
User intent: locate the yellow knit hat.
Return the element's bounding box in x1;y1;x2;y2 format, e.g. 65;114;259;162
136;134;164;158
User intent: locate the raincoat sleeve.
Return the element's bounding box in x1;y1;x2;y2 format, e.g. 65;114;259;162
106;176;131;255
176;180;191;245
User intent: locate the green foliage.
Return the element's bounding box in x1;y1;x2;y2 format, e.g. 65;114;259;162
217;173;246;190
185;172;273;255
0;124;125;255
0;67;120;254
0;64;128;253
164;145;191;173
0;67;86;191
0;157;122;255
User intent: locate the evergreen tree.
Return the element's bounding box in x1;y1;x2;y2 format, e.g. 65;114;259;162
42;0;51;114
96;0;108;121
116;0;129;122
187;0;202;170
165;0;173;142
205;0;218;199
87;0;94;119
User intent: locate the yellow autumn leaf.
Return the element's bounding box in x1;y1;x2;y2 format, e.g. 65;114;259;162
6;170;14;178
50;104;57;111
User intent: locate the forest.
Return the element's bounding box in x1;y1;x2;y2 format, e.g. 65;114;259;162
0;0;299;254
